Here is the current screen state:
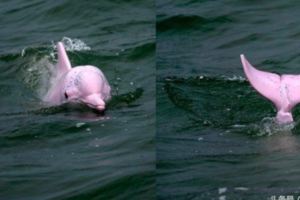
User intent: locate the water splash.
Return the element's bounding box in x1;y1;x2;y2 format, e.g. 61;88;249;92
21;55;55;98
255;117;295;136
52;37;91;52
224;75;246;82
194;75;247;82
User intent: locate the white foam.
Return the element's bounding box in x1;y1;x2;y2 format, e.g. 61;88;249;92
223;75;246;82
219;196;226;200
196;75;246;82
257;117;294;136
76;122;86;128
234;187;249;191
232;124;246;128
21;48;26;57
218;187;227;194
52;37;91;52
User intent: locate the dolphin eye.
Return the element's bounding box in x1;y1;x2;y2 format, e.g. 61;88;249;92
64;92;68;99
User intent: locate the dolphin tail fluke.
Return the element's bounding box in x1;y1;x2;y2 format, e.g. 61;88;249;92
240;54;282;110
57;42;72;74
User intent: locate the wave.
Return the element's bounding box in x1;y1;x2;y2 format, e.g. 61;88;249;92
217;33;264;49
157;15;233;32
123;42;155;61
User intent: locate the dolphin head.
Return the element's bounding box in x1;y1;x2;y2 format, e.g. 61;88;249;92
44;42;111;112
63;66;111;111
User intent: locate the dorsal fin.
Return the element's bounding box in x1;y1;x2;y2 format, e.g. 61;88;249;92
57;42;72;74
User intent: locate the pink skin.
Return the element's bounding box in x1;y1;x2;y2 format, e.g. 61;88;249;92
241;54;300;124
44;42;111;111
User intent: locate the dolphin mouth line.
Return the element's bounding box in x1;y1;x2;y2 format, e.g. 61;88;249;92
69;99;105;111
83;102;105;111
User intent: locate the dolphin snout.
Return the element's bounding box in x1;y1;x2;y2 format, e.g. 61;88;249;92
96;105;105;110
83;94;106;111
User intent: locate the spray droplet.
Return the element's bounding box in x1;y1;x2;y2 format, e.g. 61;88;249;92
21;48;26;57
76;122;86;128
218;187;227;194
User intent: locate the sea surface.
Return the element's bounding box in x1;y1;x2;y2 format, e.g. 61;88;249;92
157;0;300;199
0;1;155;199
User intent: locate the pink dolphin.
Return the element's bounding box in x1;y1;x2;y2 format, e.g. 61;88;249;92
241;54;300;124
44;42;111;111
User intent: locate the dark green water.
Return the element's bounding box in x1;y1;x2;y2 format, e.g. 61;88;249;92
157;0;300;199
3;0;300;199
0;1;155;199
